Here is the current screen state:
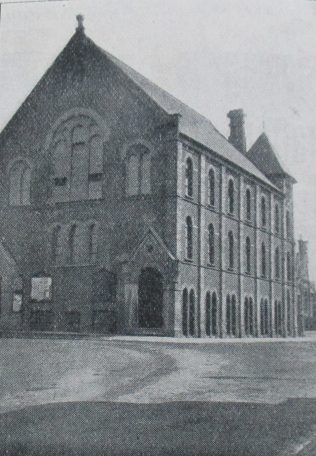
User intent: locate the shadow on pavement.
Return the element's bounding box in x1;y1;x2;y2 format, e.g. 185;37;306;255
1;399;316;455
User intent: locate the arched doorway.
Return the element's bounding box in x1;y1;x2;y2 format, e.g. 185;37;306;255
138;268;164;329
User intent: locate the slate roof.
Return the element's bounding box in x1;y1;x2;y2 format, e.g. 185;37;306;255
87;35;278;190
247;132;294;180
0;25;283;190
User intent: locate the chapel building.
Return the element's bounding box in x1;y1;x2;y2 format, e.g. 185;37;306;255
0;17;297;337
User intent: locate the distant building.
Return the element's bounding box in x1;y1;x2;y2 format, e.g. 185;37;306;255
296;239;316;331
0;17;298;337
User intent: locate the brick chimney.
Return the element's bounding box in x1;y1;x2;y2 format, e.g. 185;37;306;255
227;109;247;154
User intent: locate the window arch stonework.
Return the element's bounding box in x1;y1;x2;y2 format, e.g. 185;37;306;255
208;167;215;206
228;178;235;214
126;144;151;196
8;160;32;206
185;156;193;198
46;109;109;202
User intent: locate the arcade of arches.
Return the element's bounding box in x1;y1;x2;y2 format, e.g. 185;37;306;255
181;290;292;337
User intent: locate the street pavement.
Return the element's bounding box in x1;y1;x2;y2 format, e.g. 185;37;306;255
0;336;315;454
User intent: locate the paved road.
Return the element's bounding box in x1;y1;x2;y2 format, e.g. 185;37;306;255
0;337;316;455
0;338;315;412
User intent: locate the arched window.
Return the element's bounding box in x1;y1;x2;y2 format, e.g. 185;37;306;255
226;295;231;335
205;291;218;337
126;154;139;196
231;295;237;336
211;292;218;336
182;288;188;336
52;225;62;263
226;294;237;336
89;135;103;199
208;224;215;265
249;298;254;336
9;161;31;206
287;252;291;281
89;224;98;263
189;289;195;336
245;237;251;274
69;225;80;263
287;290;291;334
49;112;105;202
286;211;291;238
208;168;215;206
185;157;193;197
275;204;280;234
261;196;266;227
205;292;211;336
246;188;251;221
126;144;151;196
186;216;193;260
228;231;234;269
261;242;266;278
275;247;280;279
228;179;235;214
275;300;282;335
260;298;269;336
244;297;249;335
245;297;254;336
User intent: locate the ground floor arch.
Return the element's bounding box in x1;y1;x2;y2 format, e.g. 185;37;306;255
138;267;164;329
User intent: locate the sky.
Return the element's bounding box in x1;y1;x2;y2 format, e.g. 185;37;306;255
0;0;316;276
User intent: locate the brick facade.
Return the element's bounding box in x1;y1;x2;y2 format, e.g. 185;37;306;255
0;21;298;337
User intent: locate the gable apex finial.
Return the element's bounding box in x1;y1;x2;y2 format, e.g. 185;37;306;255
76;14;85;33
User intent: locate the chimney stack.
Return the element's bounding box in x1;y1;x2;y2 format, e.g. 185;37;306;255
227;109;247;154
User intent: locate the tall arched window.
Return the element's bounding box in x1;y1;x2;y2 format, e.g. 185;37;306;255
261;242;266;278
275;247;280;279
245;297;254;336
126;154;139;196
286;211;291;238
69;225;80;263
287;252;291;281
205;291;218;337
246;188;251;221
228;179;235;214
205;292;211;336
275;204;280;234
261;196;266;227
185;157;193;197
211;292;218;336
189;289;195;336
228;231;234;269
186;216;193;260
49;112;105;202
260;298;269;336
287;290;291;334
208;168;215;206
126;144;151;196
89;224;98;263
275;300;282;335
52;225;62;263
249;298;254;336
226;295;231;335
182;288;188;336
244;297;249;335
208;224;215;265
9;161;31;206
245;237;251;274
226;294;237;336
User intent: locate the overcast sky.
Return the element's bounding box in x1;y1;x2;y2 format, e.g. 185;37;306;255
0;0;316;276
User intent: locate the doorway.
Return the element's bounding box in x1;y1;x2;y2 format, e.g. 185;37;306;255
138;267;163;329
